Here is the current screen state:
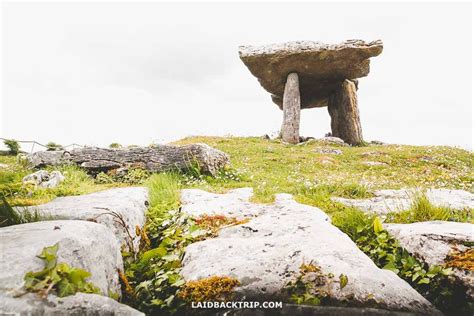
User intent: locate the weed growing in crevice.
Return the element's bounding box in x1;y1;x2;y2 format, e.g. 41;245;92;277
285;261;348;306
332;209;472;315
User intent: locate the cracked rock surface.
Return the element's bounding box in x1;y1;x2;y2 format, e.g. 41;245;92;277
0;220;123;296
18;187;149;252
180;188;439;315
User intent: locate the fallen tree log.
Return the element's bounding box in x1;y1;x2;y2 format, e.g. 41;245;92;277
23;143;230;177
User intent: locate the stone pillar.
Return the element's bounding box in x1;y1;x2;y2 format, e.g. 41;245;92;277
328;79;363;145
281;72;301;144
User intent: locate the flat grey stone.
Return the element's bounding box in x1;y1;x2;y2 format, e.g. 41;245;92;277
239;40;383;109
333;188;474;215
180;189;439;315
0;292;144;316
0;220;123;297
181;188;329;222
18;187;149;251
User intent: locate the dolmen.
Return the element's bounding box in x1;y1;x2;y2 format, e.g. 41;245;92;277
239;40;383;145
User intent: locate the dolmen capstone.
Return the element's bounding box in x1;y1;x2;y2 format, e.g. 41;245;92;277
239;40;383;145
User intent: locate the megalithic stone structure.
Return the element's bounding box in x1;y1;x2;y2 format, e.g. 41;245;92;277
238;40;383;145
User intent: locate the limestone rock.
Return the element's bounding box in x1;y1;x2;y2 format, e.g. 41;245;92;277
320;136;348;146
180;189;439;314
181;188;329;222
24;143;230;177
22;170;65;188
18;187;149;252
384;221;474;301
333;188;474;215
0;292;144;316
239;40;383;109
0;220;123;296
314;148;343;155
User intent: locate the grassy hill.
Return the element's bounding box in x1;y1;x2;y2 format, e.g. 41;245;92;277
1;136;472;208
1;136;472;314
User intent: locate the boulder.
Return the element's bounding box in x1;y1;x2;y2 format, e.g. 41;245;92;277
333;189;474;215
24;143;230;177
384;221;474;300
0;292;144;316
22;170;65;188
180;189;439;314
0;220;123;297
239;40;383;109
17;187;149;252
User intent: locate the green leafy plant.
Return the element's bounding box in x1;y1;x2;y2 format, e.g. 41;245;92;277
123;173;206;314
332;209;470;315
46;142;64;151
3;139;20;155
23;243;100;298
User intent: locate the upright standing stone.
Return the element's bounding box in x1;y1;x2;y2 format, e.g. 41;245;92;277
328;79;363;145
281;73;301;144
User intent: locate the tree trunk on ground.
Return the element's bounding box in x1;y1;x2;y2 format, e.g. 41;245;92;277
328;79;363;145
281;72;301;144
24;144;230;177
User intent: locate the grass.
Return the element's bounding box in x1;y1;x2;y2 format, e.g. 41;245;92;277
0;156;126;206
1;137;473;314
144;173;182;238
386;194;473;223
173;137;473;205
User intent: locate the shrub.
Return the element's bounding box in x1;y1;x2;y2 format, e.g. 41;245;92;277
109;143;122;149
46;142;64;151
3;139;20;155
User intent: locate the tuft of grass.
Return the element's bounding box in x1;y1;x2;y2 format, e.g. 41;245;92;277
145;172;181;236
0;197;46;227
386;194;472;223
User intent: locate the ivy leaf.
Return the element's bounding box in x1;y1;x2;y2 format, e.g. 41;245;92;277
68;268;91;284
37;243;59;270
339;274;348;289
383;262;399;274
418;278;430;285
57;279;77;297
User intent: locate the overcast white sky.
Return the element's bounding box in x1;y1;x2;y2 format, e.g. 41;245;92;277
1;2;472;150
